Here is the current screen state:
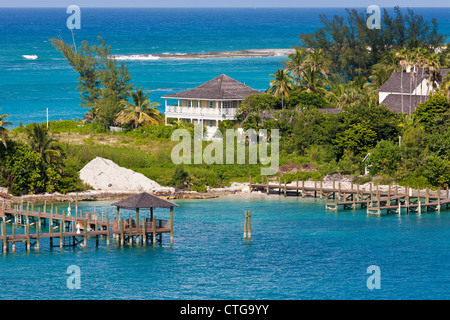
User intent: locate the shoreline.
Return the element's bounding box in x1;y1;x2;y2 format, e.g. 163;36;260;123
113;48;295;61
3;179;447;204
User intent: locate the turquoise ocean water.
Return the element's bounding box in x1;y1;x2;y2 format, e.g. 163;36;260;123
1;7;449;125
0;196;449;300
1;8;450;300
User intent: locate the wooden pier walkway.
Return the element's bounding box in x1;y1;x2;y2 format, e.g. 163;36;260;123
0;192;177;254
249;176;450;216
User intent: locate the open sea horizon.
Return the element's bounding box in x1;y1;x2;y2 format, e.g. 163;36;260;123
1;7;449;126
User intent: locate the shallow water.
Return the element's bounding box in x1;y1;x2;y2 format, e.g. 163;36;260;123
1;195;449;300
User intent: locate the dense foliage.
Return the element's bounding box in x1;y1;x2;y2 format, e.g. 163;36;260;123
1;7;449;196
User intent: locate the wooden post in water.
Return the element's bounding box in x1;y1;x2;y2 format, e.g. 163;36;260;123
50;207;53;248
247;211;252;240
243;211;248;239
302;180;305;198
417;188;421;215
152;216;156;245
244;211;252;240
120;219;124;246
83;219;87;248
278;176;281;195
128;217;133;245
283;179;287;197
437;188;441;213
2;219;7;253
142;217;146;245
36;209;40;251
170;206;174;244
266;176;269;195
25;214;30;252
106;213;110;247
249;176;252;193
388;185;391;204
405;186;410;212
136;208;140;244
296;179;299;197
60;214;65;250
12;223;15;253
314;180;317;198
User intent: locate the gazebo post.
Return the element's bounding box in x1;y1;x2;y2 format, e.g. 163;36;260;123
111;192;178;246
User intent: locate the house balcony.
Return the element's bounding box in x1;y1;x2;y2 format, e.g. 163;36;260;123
165;105;237;119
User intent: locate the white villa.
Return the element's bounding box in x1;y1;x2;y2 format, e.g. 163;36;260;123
379;67;449;113
162;74;262;137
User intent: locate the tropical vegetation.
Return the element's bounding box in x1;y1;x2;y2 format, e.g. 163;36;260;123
0;6;449;196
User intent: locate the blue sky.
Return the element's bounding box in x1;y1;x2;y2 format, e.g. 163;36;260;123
1;0;449;7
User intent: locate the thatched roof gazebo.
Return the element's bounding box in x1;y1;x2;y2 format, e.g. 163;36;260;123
112;192;178;244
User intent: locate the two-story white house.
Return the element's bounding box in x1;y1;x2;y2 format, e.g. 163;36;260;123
162;74;262;137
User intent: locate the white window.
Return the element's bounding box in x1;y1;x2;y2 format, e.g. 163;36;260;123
185;100;192;107
208;101;214;108
223;101;234;108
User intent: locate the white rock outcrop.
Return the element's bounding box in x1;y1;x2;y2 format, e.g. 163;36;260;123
79;157;174;193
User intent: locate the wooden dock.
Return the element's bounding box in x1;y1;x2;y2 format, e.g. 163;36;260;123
249;176;450;216
1;192;176;254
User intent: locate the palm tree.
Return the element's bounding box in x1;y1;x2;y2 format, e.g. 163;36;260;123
366;67;393;92
439;73;450;100
300;66;329;95
25;123;61;165
426;53;442;94
284;47;308;86
373;49;401;74
0;110;12;148
116;88;163;128
268;69;294;108
328;82;364;109
306;49;330;79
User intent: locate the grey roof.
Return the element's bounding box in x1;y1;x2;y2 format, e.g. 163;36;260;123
380;94;428;114
379;68;449;93
112;192;178;209
161;74;262;100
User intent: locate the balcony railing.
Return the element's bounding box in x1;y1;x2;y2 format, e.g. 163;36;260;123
165;106;236;117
